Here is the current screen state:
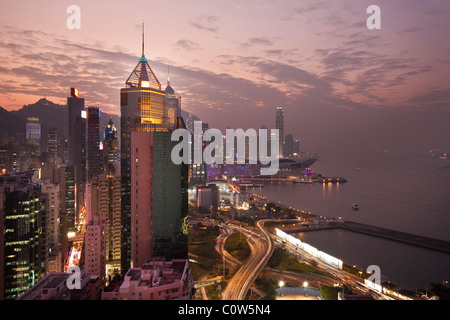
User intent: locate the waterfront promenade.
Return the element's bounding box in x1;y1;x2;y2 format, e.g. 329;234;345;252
284;220;450;255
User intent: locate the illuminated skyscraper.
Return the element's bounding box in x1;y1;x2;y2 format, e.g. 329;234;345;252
0;172;44;300
67;88;86;225
276;107;284;157
120;26;167;272
103;118;119;175
87;106;102;181
47;127;58;165
25;117;41;157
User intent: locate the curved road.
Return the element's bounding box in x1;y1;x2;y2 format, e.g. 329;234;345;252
222;219;275;300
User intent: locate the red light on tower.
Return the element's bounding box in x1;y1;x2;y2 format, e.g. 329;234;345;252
71;87;79;98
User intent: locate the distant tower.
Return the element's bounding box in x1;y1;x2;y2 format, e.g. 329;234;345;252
275;107;284;157
103;118;119;175
284;133;293;157
293;139;300;155
165;70;181;130
47;127;58;165
26;117;41;157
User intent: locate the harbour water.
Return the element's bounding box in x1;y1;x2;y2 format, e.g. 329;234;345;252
252;150;450;289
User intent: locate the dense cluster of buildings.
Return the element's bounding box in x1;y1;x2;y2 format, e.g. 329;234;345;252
0;27;311;301
0;33;191;300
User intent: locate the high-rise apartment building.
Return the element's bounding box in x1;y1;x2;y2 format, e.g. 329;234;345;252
40;180;61;265
47;127;58;165
86;174;121;264
85;214;106;287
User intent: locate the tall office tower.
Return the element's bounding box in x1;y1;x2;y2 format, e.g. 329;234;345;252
47;127;58;165
0;172;44;300
85;214;106;287
67;88;86;226
120;28;167;272
103;118;119;175
165;76;181;130
284;133;294;157
189;122;208;186
87;107;103;181
131;130;188;267
25;117;41;157
275;107;284;158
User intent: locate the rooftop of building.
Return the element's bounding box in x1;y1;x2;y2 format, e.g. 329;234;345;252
17;271;92;300
120;259;188;290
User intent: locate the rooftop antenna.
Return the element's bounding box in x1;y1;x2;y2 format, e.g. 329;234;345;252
167;65;170;86
142;22;145;56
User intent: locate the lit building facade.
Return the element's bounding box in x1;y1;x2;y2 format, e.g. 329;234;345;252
85;214;106;287
47;127;58;165
67;88;86;226
120;45;167;272
0;172;44;300
40;180;61;265
87;106;103;181
103;118;119;175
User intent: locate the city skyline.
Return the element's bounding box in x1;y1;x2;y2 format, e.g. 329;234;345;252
1;1;449;157
1;0;450;303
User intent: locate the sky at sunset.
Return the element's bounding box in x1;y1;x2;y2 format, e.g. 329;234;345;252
1;0;449;156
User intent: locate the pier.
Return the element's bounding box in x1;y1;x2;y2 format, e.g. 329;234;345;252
284;220;450;255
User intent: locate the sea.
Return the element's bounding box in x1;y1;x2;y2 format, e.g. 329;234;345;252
251;149;450;289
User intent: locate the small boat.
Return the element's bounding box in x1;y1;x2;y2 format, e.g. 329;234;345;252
352;203;359;210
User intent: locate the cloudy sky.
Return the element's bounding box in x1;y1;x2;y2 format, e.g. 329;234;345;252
1;0;449;156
